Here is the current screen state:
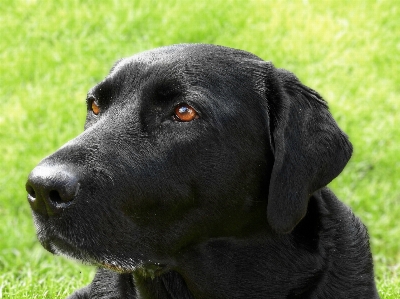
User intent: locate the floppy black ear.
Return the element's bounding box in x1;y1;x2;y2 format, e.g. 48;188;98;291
263;63;353;233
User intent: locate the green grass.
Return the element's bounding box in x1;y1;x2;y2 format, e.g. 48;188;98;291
0;0;399;297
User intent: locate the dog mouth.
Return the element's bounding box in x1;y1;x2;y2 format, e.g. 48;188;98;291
42;236;140;273
41;235;94;263
42;235;166;275
36;227;146;274
32;213;153;274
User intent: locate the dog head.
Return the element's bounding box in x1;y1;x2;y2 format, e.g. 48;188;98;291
26;44;352;271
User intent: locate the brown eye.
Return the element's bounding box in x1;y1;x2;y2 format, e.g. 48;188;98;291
91;99;100;115
174;104;198;122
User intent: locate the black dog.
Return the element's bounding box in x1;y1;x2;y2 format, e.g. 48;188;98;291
26;44;379;298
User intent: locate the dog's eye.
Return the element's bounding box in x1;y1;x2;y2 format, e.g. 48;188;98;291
174;104;198;122
90;99;100;115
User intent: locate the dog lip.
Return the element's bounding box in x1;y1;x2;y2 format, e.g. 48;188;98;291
40;235;139;272
43;236;74;253
100;261;132;273
41;239;56;254
100;260;168;276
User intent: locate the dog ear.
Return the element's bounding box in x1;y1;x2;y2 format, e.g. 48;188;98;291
262;63;353;234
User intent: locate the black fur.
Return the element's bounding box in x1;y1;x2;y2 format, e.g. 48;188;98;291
26;44;379;298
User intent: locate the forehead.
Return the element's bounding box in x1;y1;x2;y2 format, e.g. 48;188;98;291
108;44;263;81
90;44;266;105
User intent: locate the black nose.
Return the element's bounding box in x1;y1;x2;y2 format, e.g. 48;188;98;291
26;166;79;216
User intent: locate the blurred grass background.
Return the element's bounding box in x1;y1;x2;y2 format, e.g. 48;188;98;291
0;0;399;298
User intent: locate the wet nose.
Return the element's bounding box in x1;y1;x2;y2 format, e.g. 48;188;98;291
26;166;79;216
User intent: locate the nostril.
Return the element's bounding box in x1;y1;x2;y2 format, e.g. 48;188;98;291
49;190;62;204
26;181;48;215
26;184;36;199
